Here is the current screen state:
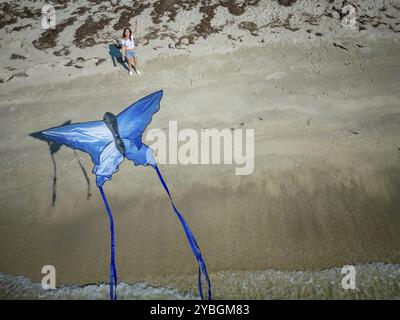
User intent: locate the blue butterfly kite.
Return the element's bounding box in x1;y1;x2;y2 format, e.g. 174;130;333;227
41;90;211;300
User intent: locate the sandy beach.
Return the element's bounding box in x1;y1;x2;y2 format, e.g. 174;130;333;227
1;0;400;299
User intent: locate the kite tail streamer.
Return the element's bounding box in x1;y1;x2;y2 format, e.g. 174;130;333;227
99;186;118;300
154;165;212;300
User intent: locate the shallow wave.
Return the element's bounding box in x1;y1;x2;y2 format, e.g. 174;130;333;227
0;274;196;300
1;263;399;299
213;263;400;299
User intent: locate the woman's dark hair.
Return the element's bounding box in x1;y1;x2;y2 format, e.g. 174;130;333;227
122;27;132;40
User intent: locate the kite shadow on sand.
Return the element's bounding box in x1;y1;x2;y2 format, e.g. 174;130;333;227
30;121;92;207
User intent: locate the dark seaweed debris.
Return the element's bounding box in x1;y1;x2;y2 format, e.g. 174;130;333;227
10;53;26;60
278;0;297;7
32;16;77;50
7;72;28;82
333;42;349;51
113;2;151;30
95;58;106;66
266;14;300;32
147;0;262;48
11;24;32;32
53;45;71;56
239;21;259;36
74;16;113;48
0;3;40;29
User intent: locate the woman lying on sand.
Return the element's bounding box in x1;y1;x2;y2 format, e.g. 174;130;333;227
121;21;141;76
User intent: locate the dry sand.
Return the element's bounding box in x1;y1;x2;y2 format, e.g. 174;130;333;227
0;0;400;299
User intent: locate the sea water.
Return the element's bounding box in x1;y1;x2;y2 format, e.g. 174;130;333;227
1;263;399;299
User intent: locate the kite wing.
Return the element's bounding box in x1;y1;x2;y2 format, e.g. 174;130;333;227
116;90;163;149
93;141;124;187
122;139;156;167
41;120;114;165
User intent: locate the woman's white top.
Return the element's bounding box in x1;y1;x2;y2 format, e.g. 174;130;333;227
121;37;135;50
